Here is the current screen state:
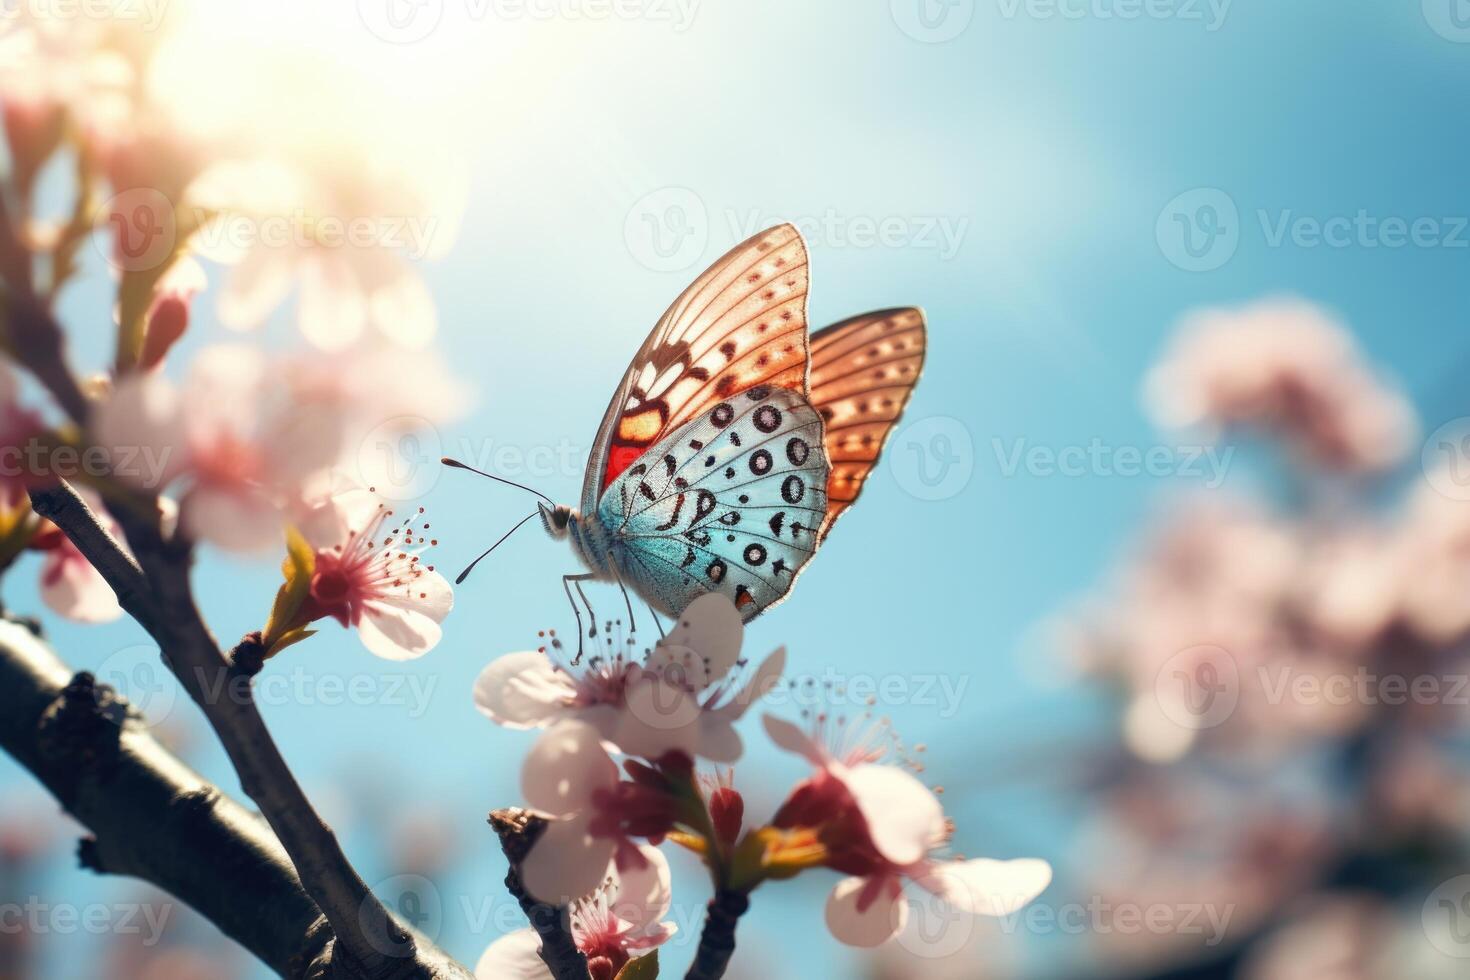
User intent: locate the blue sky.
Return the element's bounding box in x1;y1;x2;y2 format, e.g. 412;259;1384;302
5;1;1470;976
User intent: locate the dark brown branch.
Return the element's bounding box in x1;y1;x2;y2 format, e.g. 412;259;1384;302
30;481;447;980
5;292;91;424
490;808;591;980
0;615;330;977
683;890;750;980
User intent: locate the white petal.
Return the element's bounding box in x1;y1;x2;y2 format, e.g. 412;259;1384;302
217;247;294;330
473;652;574;730
358;601;443;660
373;568;454;624
825;876;906;948
915;858;1052;917
607;844;673;938
297;487;384;551
716;646;786;721
521;814;615;906
368;266;437;349
696;719;743;765
842;765;945;867
521;721;617;815
474;929;551;980
299;253;366;351
612;677;703;759
659;593;743;689
762;714;827;767
182;485;283;553
91;373;188;490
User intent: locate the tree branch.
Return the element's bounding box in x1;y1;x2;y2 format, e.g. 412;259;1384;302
0;614;330;976
489;808;590;980
683;890;750;980
29;481;448;980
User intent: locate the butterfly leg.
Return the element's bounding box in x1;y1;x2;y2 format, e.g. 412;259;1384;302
645;603;666;639
562;573;597;664
606;554;638;636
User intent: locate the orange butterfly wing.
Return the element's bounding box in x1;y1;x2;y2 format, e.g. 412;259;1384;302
808;308;927;540
581;224;812;513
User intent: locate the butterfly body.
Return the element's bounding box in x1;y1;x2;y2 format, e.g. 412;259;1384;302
541;224;925;631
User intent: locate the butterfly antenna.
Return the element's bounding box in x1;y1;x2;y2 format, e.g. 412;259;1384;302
456;511;538;585
441;457;555;507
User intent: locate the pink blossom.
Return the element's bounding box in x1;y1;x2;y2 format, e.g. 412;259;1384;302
28;506;123;625
138;258;207;371
474;593;784;764
516;720;681;905
92;345;347;552
293;486;452;660
1145;299;1416;473
475;843;676;980
764;715;1051;948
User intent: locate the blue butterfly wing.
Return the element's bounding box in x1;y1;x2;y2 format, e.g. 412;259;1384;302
597;385;830;621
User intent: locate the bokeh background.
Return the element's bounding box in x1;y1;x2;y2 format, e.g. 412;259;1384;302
3;0;1470;977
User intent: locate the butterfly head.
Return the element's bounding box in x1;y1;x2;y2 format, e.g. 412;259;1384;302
538;501;573;538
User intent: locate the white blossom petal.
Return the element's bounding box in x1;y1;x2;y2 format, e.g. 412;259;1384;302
521;813;615;906
842;765;945;867
358;601;443;660
913;858;1053;917
657;593;742;690
473;652;575;730
474;928;552;980
521;720;618;816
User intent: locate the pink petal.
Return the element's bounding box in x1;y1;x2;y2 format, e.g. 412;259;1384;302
521;720;618;815
297;487;383;551
358;601;443;661
368;265;437;349
474;928;551;980
841;765;945;867
92;373;188;490
40;554;121;624
762;714;828;767
182;484;284;553
473;652;574;730
521;814;616;906
825;875;906;948
914;858;1052;917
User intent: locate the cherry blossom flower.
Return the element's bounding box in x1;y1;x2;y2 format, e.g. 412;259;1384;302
1145;299;1416;473
292;485;452;660
764;714;1051;948
475;593;784;764
475;843;676;980
92;345;347;552
29;515;123;625
517;720;682;904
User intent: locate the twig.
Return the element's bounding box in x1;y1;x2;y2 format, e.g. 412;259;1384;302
683;890;751;980
489;808;591;980
6;292;91;424
30;481;437;980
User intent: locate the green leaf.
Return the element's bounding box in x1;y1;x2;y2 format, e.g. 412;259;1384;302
261;526;316;651
614;950;658;980
113;205;213;372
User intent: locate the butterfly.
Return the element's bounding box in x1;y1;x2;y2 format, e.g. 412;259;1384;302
456;223;925;654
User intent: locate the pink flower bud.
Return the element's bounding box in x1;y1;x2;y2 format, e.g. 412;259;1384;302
709;786;744;847
139;295;188;370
